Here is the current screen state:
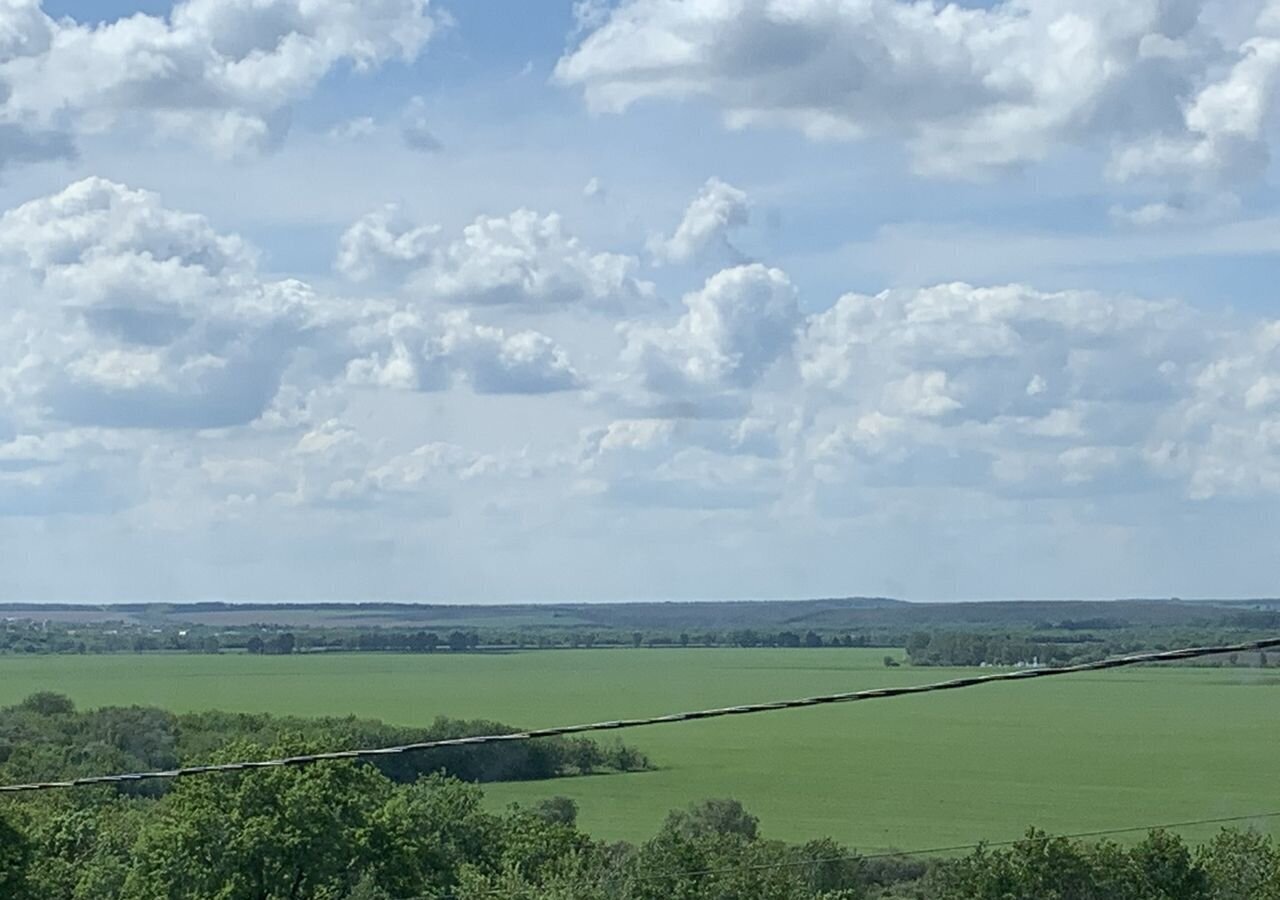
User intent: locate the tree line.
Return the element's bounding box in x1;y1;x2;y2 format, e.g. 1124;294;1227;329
5;617;1277;670
2;764;1277;898
904;631;1277;668
0;694;650;796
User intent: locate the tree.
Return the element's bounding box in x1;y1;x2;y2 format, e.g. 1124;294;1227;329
123;741;397;899
1131;829;1210;899
662;799;760;841
18;691;75;716
267;632;296;655
531;797;578;827
246;636;264;654
0;810;32;899
1197;829;1280;900
448;631;471;652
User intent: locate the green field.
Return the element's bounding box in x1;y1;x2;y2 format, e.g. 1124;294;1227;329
0;649;1275;851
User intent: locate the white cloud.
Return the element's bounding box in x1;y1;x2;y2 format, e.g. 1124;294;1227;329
335;205;655;310
556;0;1280;207
336;204;441;282
649;176;750;265
412;208;655;310
798;281;1208;499
620;263;800;411
0;0;436;165
577;417;785;510
0;177;341;429
1150;319;1280;498
1109;36;1280;190
347;309;582;395
9;160;1280;599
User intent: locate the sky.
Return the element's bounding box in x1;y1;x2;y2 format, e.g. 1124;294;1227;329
1;0;1280;604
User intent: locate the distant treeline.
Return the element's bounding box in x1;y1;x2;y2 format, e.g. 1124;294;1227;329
0;619;887;656
905;630;1278;668
4;613;1278;669
0;693;650;794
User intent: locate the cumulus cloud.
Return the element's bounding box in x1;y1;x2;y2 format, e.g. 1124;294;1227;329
0;0;436;165
798;281;1207;497
1109;36;1280;190
336;205;440;282
273;418;547;509
347;309;581;394
620;263;800;411
419;209;655;310
0;177;340;429
0;429;135;515
649;177;750;264
557;0;1280;201
576;417;785;510
335;205;655;310
1149;320;1280;498
9;174;1280;586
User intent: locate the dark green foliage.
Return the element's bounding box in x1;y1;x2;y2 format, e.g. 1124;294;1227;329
1197;828;1280;900
0;694;651;797
531;796;579;826
662;798;760;841
930;828;1239;900
4;762;1280;900
18;691;75;716
0;808;32;899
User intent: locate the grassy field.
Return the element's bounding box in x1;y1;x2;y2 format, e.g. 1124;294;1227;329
0;649;1276;851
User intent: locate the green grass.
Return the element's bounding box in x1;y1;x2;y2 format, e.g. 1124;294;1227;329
0;649;1276;851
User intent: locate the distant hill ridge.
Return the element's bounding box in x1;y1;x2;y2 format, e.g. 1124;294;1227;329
3;596;1278;631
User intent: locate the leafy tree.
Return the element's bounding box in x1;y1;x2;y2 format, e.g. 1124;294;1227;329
531;796;578;827
364;775;504;897
123;739;395;899
1131;829;1210;899
662;798;760;841
1198;829;1280;900
0;809;32;899
19;691;75;716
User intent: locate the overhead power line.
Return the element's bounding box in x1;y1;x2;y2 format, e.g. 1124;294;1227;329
1;635;1277;794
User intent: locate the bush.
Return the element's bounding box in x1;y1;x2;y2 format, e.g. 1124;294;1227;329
18;692;75;716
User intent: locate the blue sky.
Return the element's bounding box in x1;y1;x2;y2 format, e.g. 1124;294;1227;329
2;0;1279;603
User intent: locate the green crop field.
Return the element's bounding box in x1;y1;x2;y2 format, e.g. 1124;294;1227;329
0;649;1276;851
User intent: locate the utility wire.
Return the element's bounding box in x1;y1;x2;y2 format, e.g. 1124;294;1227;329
427;809;1280;899
2;635;1277;794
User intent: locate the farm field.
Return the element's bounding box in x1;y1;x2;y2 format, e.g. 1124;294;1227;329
0;648;1275;851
